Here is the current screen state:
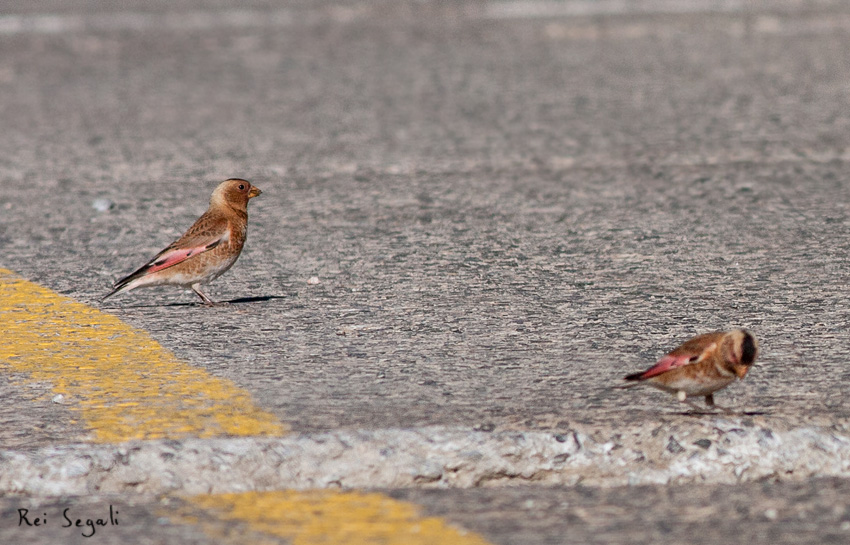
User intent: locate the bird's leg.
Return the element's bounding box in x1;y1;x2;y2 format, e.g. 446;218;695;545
191;284;216;306
703;393;737;414
677;391;707;412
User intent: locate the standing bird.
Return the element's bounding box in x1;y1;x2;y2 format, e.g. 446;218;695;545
104;178;262;305
622;329;758;409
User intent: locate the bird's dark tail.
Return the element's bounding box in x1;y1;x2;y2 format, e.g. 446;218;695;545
102;285;122;301
613;377;642;390
102;259;155;301
102;273;136;301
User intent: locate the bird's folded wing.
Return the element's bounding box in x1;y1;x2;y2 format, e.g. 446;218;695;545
144;236;224;274
630;353;697;380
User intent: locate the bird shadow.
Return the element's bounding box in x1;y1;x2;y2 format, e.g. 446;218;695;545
225;295;288;305
101;295;287;309
677;409;767;417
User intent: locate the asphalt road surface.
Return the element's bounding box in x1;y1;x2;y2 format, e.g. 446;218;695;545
3;0;850;543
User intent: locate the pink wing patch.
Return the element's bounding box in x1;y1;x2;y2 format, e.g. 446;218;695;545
633;354;696;380
147;242;217;274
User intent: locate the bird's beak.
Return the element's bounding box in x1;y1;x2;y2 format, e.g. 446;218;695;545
735;365;749;379
248;186;262;198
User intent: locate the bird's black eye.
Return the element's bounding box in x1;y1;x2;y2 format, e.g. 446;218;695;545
740;333;757;365
238;184;246;191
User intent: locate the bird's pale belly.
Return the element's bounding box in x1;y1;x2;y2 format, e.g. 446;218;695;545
150;247;240;288
183;253;239;286
648;374;736;396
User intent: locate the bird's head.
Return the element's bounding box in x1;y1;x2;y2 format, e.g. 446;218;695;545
211;178;262;212
721;329;759;379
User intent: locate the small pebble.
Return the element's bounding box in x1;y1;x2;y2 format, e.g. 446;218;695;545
52;394;64;404
666;436;685;454
92;198;113;212
764;508;778;520
307;276;320;285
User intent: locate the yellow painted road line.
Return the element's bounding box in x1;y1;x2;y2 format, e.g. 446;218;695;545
0;268;286;442
180;490;494;545
1;270;491;544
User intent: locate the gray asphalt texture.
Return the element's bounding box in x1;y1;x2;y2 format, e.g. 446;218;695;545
4;479;850;545
3;0;850;543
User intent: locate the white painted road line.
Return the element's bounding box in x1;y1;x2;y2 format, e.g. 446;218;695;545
484;0;752;19
0;1;842;36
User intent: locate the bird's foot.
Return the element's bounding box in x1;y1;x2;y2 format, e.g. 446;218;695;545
191;285;220;306
676;393;719;415
703;395;739;414
199;300;229;307
683;401;714;414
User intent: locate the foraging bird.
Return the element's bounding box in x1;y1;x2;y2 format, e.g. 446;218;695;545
104;178;262;305
622;329;758;409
